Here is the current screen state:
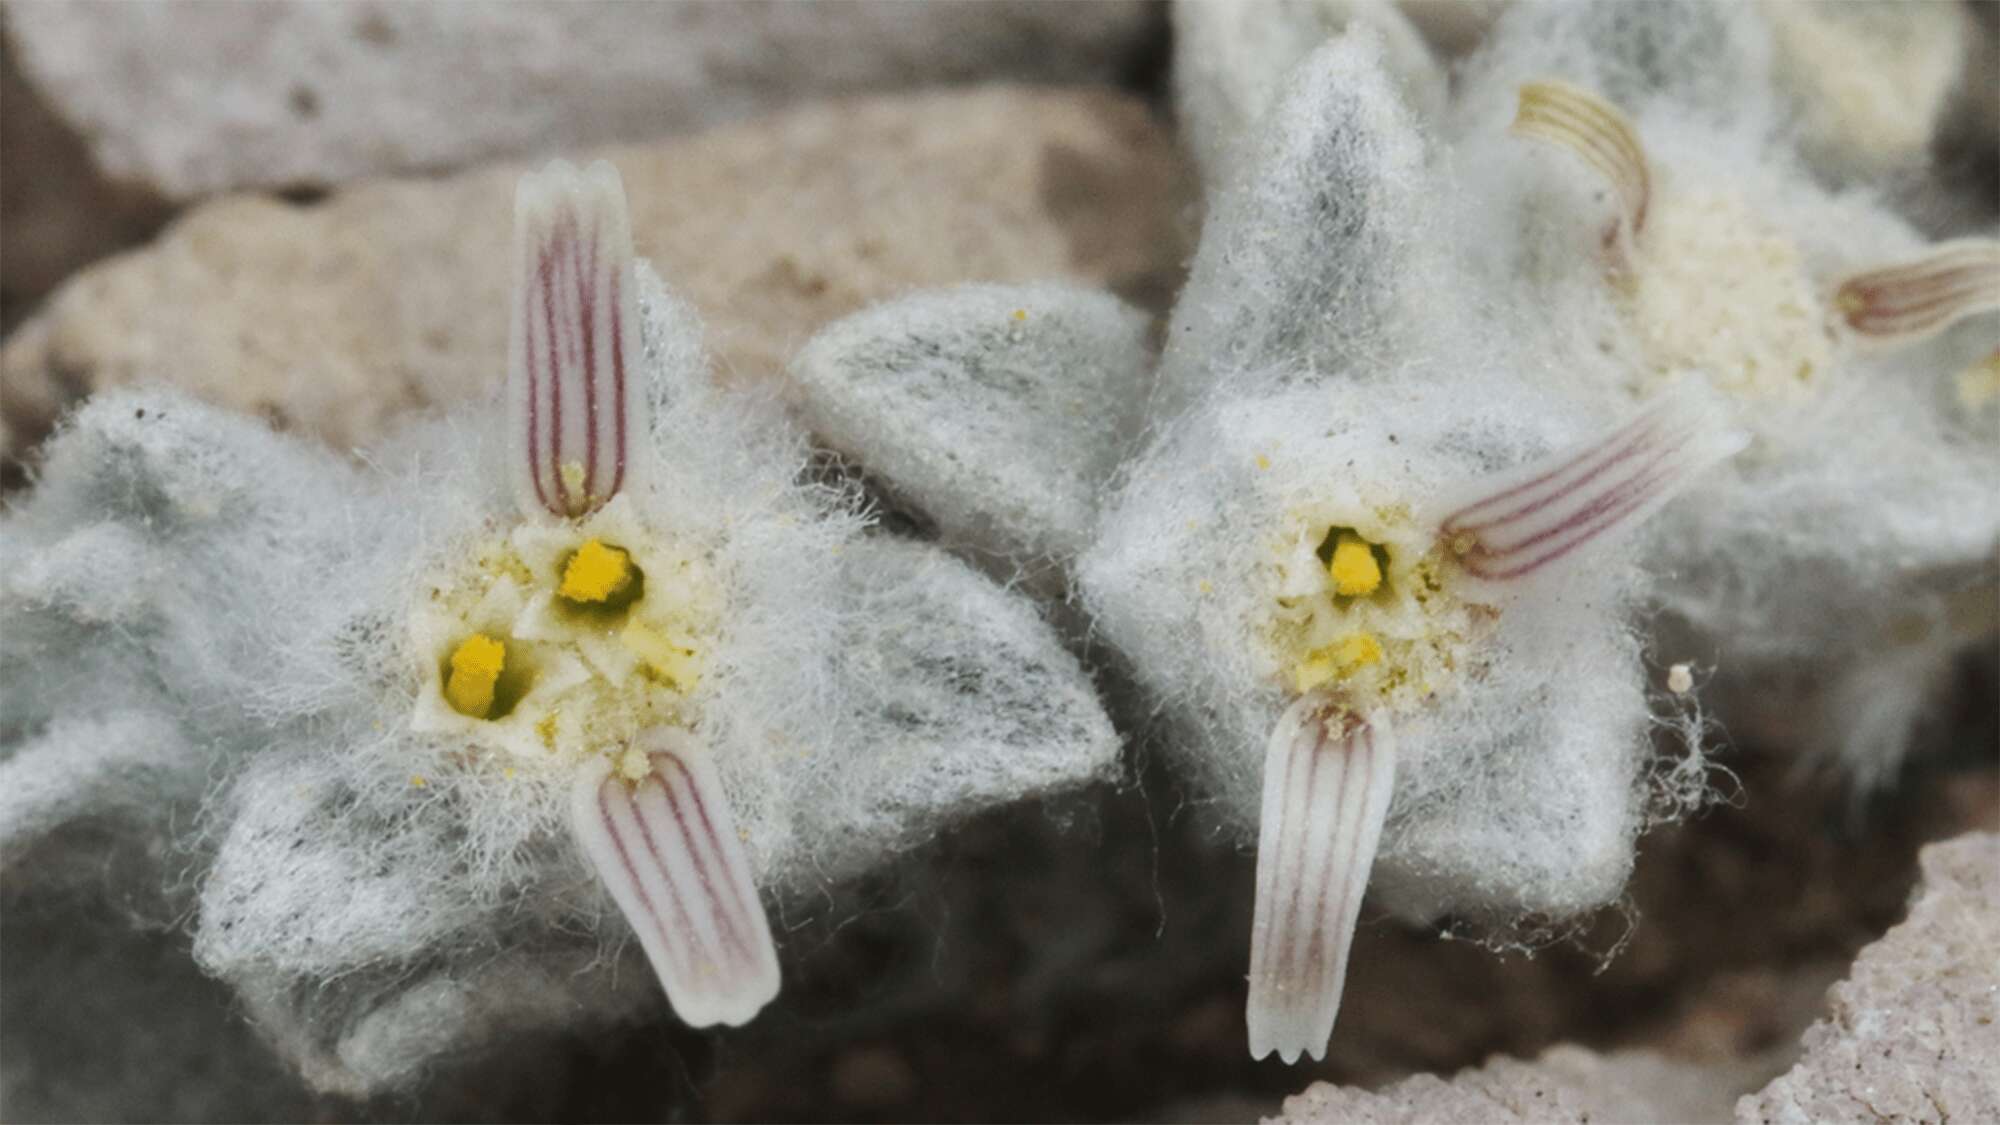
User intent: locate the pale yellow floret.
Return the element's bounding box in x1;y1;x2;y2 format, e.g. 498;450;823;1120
1618;189;1832;401
1328;532;1383;597
621;619;702;689
444;634;506;718
1292;632;1384;693
560;539;635;602
1956;351;2000;414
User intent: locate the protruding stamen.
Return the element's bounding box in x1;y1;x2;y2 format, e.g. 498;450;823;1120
559;539;636;604
1327;532;1384;597
508;159;648;520
1438;385;1746;582
444;634;506;719
1834;240;2000;342
1247;701;1397;1064
1512;80;1651;262
570;729;780;1028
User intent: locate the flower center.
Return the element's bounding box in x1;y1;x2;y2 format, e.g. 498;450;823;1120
1616;189;1834;402
1271;520;1490;713
410;498;717;764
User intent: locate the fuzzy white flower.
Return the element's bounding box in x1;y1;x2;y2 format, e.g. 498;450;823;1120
0;161;1119;1095
1445;2;2000;785
1081;36;1743;1065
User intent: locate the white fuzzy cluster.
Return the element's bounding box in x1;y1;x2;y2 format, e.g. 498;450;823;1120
1082;36;1682;927
1448;1;2000;780
0;266;1119;1095
788;282;1153;569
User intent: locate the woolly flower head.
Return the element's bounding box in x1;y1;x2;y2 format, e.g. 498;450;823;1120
1447;1;2000;783
1079;36;1743;1065
0;161;1119;1095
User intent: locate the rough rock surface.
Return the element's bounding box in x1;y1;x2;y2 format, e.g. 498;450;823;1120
1738;832;2000;1125
1;0;1160;199
0;86;1188;465
0;38;166;335
1271;1046;1768;1125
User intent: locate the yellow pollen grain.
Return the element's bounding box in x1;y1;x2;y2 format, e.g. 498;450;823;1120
1011;308;1028;322
1329;532;1383;596
535;712;560;750
1333;632;1383;669
1256;454;1272;470
1956;351;2000;412
1289;632;1385;693
618;747;652;781
444;634;506;718
410;774;428;788
560;539;634;602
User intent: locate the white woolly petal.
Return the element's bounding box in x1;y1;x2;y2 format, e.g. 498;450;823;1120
1172;0;1445;192
0;713;194;866
570;735;779;1029
788;282;1153;564
1155;33;1447;419
744;536;1123;890
1247;704;1395;1064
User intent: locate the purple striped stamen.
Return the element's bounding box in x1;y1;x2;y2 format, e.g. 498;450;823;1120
570;731;780;1028
1247;700;1397;1064
508;160;646;520
1438;386;1746;583
1836;240;2000;343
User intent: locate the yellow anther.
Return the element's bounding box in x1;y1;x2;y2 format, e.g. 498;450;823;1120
444;634;506;718
560;539;635;603
1011;308;1028;322
1256;454;1272;470
1328;532;1383;596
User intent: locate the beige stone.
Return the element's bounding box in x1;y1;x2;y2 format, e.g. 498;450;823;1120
2;1;1159;199
0;86;1188;462
1738;832;2000;1125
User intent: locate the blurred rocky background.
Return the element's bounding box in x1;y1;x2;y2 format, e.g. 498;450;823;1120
1;2;1995;1122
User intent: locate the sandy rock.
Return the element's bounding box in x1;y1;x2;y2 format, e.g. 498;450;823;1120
1738;832;2000;1125
1270;1047;1767;1125
0;86;1187;463
1;0;1160;200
